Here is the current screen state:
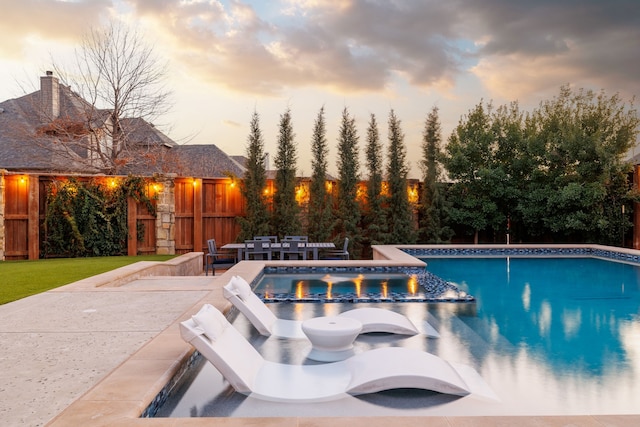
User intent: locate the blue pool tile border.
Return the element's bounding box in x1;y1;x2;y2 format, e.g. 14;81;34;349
402;246;640;264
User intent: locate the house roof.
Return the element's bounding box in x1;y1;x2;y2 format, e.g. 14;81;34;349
628;151;640;166
229;155;247;168
0;91;91;173
120;118;178;148
0;73;243;178
168;144;246;178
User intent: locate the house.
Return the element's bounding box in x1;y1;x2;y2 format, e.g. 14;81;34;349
0;71;245;178
0;72;249;260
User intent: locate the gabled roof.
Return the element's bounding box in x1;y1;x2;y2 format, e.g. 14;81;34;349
0;73;242;178
229;155;247;168
169;144;246;178
0;90;91;173
120;118;177;148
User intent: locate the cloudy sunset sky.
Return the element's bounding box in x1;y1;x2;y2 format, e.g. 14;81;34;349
1;0;639;178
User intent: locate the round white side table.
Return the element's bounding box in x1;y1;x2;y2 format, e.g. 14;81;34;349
301;315;363;362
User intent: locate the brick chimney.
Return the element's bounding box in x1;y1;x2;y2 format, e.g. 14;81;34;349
40;71;60;120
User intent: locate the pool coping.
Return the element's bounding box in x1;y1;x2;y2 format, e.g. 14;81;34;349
45;244;640;426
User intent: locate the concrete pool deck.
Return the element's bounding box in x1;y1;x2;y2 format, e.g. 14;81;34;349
1;247;640;426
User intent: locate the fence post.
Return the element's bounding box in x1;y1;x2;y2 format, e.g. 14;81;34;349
155;174;176;255
28;175;39;260
127;196;137;256
0;170;5;261
193;178;203;254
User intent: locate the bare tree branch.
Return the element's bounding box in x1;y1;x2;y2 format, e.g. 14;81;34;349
48;20;173;174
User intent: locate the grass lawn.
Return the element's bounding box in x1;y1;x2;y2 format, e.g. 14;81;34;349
0;255;177;305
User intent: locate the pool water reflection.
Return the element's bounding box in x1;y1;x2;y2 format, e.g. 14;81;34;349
423;257;640;378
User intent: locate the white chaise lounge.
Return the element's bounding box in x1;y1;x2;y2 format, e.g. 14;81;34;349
223;275;440;339
180;304;496;403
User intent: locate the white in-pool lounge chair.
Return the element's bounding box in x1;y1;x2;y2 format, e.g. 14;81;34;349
223;275;439;338
180;304;495;403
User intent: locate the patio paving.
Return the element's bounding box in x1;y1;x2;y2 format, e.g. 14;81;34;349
0;273;214;426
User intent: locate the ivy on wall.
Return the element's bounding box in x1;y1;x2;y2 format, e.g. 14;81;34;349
42;176;157;258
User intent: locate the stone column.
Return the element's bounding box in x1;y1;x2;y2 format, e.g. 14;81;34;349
155;173;176;255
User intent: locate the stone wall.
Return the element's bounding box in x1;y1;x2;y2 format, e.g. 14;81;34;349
155;174;176;255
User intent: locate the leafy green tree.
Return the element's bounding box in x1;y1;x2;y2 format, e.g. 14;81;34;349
335;107;362;256
444;86;638;245
272;108;302;238
520;86;640;243
490;102;528;242
238;111;271;240
307;107;334;242
444;101;506;243
418;106;452;243
385;110;416;243
363;113;388;250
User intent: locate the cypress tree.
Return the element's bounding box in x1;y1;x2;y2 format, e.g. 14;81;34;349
386;109;416;243
335;107;361;257
307;106;334;242
419;106;453;243
238;111;271;240
363;113;388;251
272;108;301;238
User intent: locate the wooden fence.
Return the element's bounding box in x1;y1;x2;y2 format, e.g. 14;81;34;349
0;173;244;260
173;177;244;256
3;170;640;261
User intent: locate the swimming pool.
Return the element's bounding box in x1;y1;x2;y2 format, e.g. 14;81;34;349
153;255;640;417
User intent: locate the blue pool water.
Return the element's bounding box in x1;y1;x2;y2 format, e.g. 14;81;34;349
421;257;640;378
155;256;640;417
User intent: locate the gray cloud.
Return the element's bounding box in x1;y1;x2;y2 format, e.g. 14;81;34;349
138;0;639;100
5;0;638;102
124;0;469;95
458;0;640;98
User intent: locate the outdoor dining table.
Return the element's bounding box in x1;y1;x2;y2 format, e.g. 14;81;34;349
221;241;335;261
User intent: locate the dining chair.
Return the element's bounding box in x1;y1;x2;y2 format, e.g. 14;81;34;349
280;239;307;260
204;239;237;275
321;237;350;260
244;239;272;260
